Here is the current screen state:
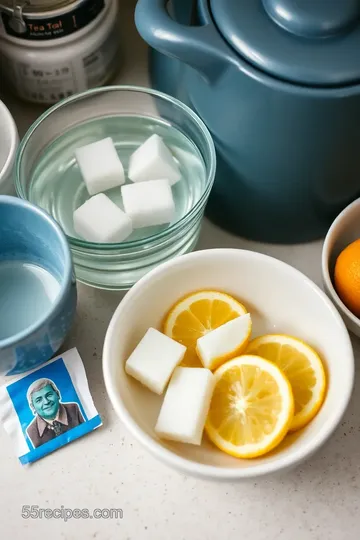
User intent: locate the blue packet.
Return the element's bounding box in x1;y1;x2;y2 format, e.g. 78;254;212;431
0;348;102;464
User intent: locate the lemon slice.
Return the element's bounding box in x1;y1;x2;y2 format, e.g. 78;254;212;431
246;335;326;431
205;355;294;458
163;290;248;367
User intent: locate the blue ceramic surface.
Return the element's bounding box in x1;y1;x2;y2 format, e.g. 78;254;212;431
148;0;193;100
136;0;360;243
263;0;360;38
211;0;360;85
0;196;77;375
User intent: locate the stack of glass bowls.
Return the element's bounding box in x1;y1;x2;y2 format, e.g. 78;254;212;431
15;86;216;290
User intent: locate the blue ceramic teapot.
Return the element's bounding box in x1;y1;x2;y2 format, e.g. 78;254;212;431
136;0;360;243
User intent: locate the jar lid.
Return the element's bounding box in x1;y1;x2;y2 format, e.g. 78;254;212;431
1;0;76;14
210;0;360;86
26;0;70;7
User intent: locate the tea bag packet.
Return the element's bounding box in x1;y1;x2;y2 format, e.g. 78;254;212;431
0;348;102;465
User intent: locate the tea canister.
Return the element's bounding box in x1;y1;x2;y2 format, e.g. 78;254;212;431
136;0;360;244
0;0;120;104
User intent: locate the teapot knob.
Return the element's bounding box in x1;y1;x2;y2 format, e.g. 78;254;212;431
263;0;360;38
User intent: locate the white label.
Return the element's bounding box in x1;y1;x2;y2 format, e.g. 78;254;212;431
82;20;119;88
8;61;77;103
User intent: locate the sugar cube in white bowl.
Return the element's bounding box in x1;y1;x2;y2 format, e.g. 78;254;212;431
128;134;181;185
196;313;252;370
121;179;176;229
74;193;132;243
75;137;125;195
125;328;186;394
155;367;215;445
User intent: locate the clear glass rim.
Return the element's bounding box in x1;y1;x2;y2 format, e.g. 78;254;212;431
15;85;216;252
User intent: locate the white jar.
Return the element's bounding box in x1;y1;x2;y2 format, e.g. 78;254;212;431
0;0;121;104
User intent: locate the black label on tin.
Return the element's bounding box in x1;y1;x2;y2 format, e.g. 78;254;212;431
1;0;105;40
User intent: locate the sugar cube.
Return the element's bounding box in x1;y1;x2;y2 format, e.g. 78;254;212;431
125;328;186;394
196;313;252;370
155;367;215;445
121;179;176;229
75;137;125;195
128;134;181;185
73;193;132;243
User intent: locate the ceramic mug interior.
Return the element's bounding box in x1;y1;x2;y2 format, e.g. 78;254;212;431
0;196;76;375
103;249;354;480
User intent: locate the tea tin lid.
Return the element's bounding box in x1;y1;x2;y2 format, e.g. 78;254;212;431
210;0;360;86
1;0;73;13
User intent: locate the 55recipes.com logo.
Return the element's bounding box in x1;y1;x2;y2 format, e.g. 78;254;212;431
21;505;123;521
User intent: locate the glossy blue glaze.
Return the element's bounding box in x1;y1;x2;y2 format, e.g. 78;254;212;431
263;0;360;37
0;196;77;375
148;0;194;99
136;0;360;242
211;0;360;85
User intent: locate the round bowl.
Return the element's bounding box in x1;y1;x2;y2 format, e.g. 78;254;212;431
322;197;360;337
0;100;19;195
103;248;354;480
0;196;77;376
15;86;216;290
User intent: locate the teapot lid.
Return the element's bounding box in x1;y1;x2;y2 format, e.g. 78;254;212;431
210;0;360;86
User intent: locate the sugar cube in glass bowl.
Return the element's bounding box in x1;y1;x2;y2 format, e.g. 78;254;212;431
128;134;181;185
75;137;125;195
121;179;176;229
74;193;132;243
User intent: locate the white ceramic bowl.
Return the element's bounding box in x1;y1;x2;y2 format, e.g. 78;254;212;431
103;249;354;480
322;197;360;337
0;100;18;195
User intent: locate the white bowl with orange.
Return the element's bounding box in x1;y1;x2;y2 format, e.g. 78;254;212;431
322;197;360;338
103;249;354;480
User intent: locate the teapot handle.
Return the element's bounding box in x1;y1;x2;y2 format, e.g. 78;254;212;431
135;0;236;80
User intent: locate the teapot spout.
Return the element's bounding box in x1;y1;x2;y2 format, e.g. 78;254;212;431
135;0;234;81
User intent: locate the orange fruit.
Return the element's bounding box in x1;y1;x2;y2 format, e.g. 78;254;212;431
334;239;360;317
162;290;248;367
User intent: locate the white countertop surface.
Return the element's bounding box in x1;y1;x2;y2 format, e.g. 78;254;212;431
1;2;360;539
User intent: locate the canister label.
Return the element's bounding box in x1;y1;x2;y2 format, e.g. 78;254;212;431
0;21;119;103
0;0;105;40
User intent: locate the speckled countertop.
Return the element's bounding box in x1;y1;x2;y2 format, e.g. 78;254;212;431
0;2;360;539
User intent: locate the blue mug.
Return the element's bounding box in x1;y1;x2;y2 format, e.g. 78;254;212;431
0;196;77;375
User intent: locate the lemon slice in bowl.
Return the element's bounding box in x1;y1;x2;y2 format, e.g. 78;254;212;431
246;335;326;431
205;355;294;458
162;290;248;367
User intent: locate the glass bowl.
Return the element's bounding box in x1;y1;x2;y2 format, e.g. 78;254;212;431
15;86;216;290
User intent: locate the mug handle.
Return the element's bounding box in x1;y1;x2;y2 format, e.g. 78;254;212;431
135;0;237;80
